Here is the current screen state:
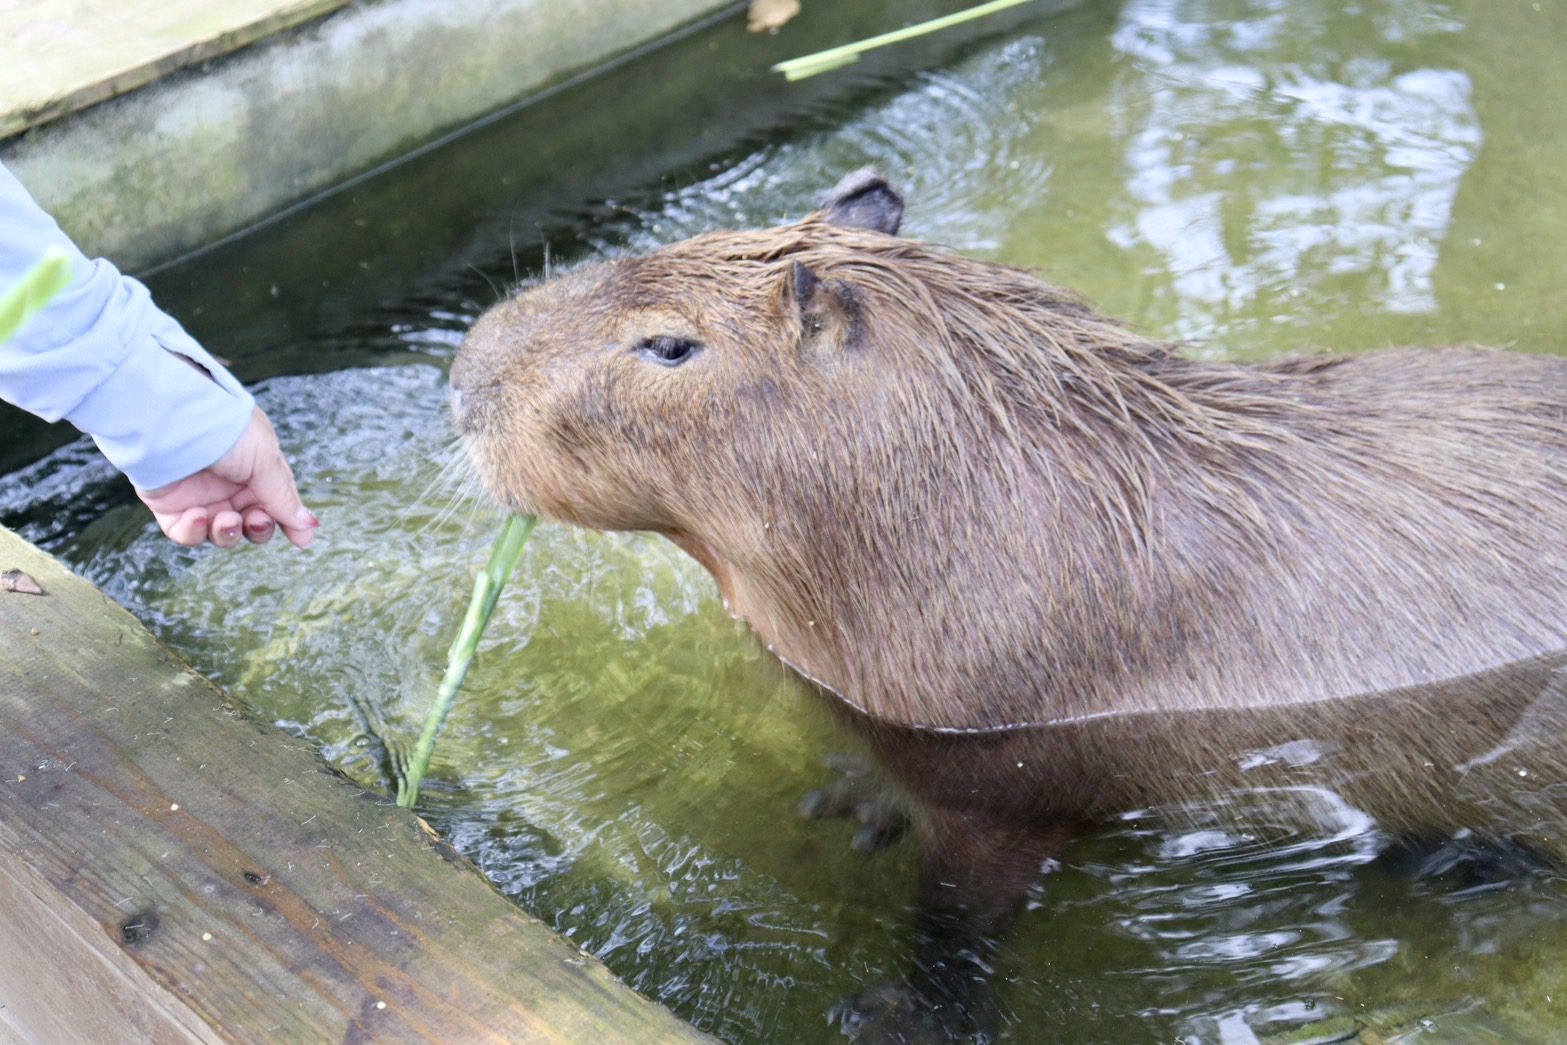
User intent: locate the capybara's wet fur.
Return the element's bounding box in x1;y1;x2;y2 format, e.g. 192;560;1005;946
452;170;1567;1040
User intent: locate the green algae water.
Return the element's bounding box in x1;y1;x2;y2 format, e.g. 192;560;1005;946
7;1;1567;1041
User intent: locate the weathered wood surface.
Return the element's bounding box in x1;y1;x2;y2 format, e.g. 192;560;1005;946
0;524;711;1044
0;0;350;137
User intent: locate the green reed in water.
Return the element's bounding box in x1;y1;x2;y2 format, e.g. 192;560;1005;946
396;512;538;808
772;0;1036;80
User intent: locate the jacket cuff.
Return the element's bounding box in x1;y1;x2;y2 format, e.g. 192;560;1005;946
67;331;256;490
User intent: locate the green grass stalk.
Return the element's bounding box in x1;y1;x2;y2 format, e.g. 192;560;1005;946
772;0;1038;81
396;512;538;808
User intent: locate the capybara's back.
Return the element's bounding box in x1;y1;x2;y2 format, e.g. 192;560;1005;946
451;169;1567;1039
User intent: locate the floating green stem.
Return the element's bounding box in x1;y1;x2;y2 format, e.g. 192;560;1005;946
0;247;72;344
772;0;1037;81
397;512;538;808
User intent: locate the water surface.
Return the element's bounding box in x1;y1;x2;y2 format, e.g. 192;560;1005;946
7;1;1567;1041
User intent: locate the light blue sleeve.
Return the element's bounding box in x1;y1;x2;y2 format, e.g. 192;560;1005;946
0;162;255;490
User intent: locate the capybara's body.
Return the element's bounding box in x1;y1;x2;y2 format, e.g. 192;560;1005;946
451;171;1567;1039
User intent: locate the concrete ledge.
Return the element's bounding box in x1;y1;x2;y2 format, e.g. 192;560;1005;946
1;0;739;271
0;0;350;139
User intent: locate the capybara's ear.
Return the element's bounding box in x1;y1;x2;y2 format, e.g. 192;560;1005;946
822;168;904;236
791;260;865;355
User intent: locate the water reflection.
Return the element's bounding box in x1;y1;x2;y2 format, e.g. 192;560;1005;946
623;34;1058;258
1107;0;1481;341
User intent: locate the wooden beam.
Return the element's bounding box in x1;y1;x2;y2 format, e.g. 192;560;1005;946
0;524;711;1043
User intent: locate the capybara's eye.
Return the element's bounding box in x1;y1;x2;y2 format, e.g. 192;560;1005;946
634;335;702;367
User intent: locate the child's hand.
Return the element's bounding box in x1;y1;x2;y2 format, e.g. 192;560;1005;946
135;407;318;549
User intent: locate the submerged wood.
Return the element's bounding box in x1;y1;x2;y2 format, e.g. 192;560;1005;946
0;524;709;1043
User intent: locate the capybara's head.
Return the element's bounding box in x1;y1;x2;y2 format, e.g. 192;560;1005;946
451;170;1160;539
450;170;910;535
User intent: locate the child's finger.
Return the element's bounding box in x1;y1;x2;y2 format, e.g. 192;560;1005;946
210;509;244;548
242;508;277;544
158;507;210;547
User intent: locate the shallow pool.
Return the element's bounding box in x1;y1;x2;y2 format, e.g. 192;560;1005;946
7;0;1567;1041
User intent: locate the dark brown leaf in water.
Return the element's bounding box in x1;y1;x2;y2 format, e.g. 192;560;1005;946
748;0;801;33
2;569;44;595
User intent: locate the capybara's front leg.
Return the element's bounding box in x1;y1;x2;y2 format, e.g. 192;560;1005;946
834;810;1081;1042
801;751;914;853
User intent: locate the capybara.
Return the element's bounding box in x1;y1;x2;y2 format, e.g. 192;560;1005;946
450;169;1567;1041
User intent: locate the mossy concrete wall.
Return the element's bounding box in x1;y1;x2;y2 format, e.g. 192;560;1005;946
0;0;740;272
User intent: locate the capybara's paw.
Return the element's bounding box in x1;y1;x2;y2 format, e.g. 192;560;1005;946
828;981;985;1044
800;752;912;852
1376;831;1543;892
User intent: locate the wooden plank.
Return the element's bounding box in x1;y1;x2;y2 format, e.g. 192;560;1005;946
0;855;210;1043
0;525;712;1044
0;0;351;137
